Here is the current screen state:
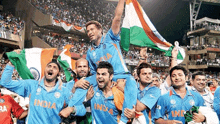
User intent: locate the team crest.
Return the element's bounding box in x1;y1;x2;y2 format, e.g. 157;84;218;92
29;67;40;80
54;92;61;98
96;92;100;97
189;100;195;106
170;99;176;104
0;98;5;103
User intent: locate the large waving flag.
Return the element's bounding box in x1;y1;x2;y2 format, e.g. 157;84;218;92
6;48;56;80
121;0;185;63
57;45;76;82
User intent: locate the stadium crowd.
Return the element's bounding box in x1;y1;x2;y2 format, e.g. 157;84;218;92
0;12;25;39
30;0;114;32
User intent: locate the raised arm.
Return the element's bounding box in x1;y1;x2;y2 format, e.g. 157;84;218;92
165;47;178;87
111;0;126;35
1;63;33;97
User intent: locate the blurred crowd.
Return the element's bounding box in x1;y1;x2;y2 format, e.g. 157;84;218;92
34;32;89;54
0;12;25;38
30;0;114;32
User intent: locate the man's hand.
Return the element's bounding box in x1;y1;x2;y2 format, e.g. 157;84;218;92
155;118;182;124
124;105;135;119
140;47;148;59
116;79;126;92
193;111;206;123
74;77;90;89
171;47;178;58
59;107;74;118
86;85;94;101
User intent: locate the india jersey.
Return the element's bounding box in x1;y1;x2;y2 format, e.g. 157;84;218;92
0;94;24;124
214;87;220;123
91;86;119;124
86;28;128;75
137;84;161;124
154;87;204;123
1;65;85;124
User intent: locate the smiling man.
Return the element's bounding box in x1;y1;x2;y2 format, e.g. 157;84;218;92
65;0;138;123
0;59;85;124
88;61;122;124
154;66;205;124
189;71;214;108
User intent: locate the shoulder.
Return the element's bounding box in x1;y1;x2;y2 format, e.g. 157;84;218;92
148;86;161;94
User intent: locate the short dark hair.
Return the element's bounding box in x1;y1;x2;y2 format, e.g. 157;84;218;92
86;20;102;30
192;71;205;80
169;66;188;77
137;62;152;77
47;59;61;72
97;61;114;75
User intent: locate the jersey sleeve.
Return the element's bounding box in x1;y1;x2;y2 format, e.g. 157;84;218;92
9;96;25;118
108;28;120;43
0;64;35;97
86;50;96;75
214;87;220;120
140;87;161;110
68;88;88;107
153;95;167;120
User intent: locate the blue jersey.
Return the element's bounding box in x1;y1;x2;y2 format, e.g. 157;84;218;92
86;28;128;75
0;65;85;124
213;87;220;123
137;83;161;124
91;86;119;124
70;28;138;123
154;87;204;123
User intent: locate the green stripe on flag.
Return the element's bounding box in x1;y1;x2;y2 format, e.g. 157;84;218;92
6;50;34;79
121;26;168;53
57;56;73;82
165;46;184;60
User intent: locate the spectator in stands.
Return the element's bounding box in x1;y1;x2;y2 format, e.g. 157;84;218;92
189;71;214;108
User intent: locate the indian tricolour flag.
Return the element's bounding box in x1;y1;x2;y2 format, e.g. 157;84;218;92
6;48;56;80
57;45;76;82
60;20;73;32
121;0;185;63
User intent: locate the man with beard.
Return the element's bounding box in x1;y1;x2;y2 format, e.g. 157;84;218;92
62;0;137;123
0;59;85;124
154;66;205;124
65;58;90;93
64;58;92;124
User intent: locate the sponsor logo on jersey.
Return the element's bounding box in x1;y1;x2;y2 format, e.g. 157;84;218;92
0;98;5;103
170;99;176;104
36;88;41;95
96;92;100;97
54;92;61;98
0;105;7;112
189;100;195;106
